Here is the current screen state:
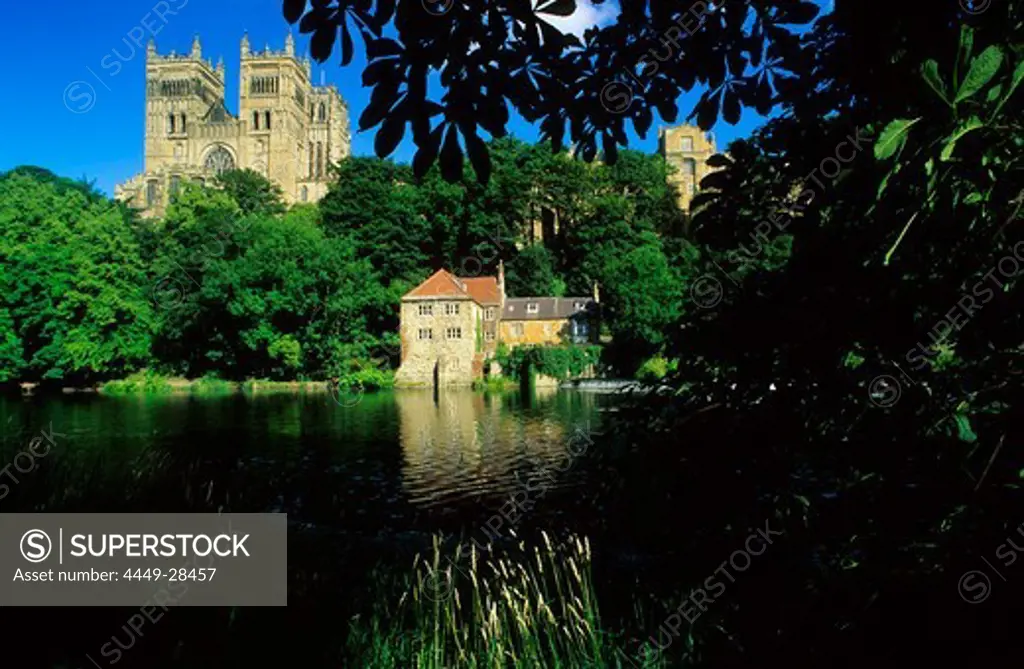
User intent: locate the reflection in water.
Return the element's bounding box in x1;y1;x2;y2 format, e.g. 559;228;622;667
0;389;610;517
396;388;600;508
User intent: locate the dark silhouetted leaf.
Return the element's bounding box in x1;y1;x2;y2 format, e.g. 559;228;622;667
439;124;463;182
375;111;405;158
283;0;306;24
413;126;443;178
310;26;336;62
537;0;576;17
464;128;492;184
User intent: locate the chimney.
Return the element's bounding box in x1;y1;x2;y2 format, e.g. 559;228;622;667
497;260;506;305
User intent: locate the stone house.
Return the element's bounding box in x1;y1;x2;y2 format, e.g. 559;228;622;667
394;263;599;386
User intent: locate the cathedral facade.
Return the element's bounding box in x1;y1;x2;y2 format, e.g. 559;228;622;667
116;34;350;218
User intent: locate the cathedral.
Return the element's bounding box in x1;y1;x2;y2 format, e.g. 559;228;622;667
116;34;350;218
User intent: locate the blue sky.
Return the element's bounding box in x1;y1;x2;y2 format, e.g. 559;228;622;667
0;0;799;196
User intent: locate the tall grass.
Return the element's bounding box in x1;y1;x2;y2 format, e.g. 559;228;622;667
99;370;173;395
349;532;667;668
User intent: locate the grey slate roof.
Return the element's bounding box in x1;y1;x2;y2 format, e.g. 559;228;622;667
503;297;597;321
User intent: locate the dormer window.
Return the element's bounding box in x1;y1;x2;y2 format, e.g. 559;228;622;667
526;303;539;314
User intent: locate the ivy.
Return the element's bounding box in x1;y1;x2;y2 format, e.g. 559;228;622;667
492;344;602;382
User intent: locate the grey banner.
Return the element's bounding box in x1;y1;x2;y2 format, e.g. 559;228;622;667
0;513;286;606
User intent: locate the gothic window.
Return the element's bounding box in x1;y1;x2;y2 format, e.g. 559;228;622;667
252;111;259;130
316;142;323;177
146;180;157;206
682;158;697;177
168;114;175;134
264;110;271;130
169;175;181;196
180;113;187;134
308;142;314;178
318;103;326;121
301;186;308;202
203;145;235;175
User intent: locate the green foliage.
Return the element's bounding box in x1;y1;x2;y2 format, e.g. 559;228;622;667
505;244;560;297
337;366;395;392
494;344;601;382
635;355;677;383
213;169;286;216
99;370;172;395
0;168;155;385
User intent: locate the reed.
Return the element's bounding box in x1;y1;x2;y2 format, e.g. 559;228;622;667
349;531;668;668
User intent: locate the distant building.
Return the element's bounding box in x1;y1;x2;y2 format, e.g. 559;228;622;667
658;124;718;211
115;33;350;218
395;263;599;386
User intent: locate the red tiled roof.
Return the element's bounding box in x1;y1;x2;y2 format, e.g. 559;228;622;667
404;270;502;306
463;277;501;305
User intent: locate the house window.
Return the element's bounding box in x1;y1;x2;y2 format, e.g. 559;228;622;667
318;103;326;121
445;327;462;340
253;111;260;130
444;303;460;316
301;186;308;202
180;113;187;133
485;332;495;342
418;329;433;340
169;175;180;196
683;158;697;177
526;303;539;314
485;307;496;320
146;180;157;206
573;321;590;339
510;323;525;336
168;113;175;134
418;304;434;317
680;137;694;151
264;110;271;130
316;142;323;177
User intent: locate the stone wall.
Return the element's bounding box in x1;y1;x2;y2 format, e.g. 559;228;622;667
395;297;482;386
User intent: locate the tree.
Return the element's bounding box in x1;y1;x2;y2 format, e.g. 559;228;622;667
505;244;562;297
0;167;154;385
214;169;287;216
285;0;818;181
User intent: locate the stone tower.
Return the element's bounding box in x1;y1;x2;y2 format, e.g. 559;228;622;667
116;33;351;218
658;124;718;211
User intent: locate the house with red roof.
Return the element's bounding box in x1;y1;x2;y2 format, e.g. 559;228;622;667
394;262;599;386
